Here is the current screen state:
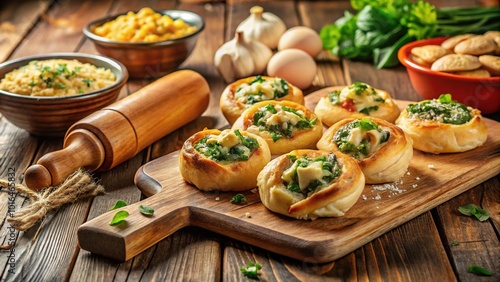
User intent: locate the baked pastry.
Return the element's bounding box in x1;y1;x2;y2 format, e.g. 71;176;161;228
220;75;304;125
317;117;413;184
431;54;481;72
257;149;365;220
179;128;271;191
410;45;450;66
395;94;488;154
232;100;323;155
454;35;497;56
478;55;500;75
441;34;475;51
313;82;400;127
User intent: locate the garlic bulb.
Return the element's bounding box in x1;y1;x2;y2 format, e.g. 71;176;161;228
214;31;273;83
236;6;286;49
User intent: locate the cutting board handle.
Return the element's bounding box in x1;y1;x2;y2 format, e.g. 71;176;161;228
78;178;190;262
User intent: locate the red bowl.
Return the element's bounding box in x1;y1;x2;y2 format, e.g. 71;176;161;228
398;37;500;114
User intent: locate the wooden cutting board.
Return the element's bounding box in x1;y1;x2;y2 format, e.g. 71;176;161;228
78;90;500;263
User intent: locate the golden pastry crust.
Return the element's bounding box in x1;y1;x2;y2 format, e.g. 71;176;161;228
454;35;497;56
314;85;401;128
179;129;271;191
317;117;413;184
411;45;450;64
257;149;365;220
431;54;481;72
395;100;488;154
220;76;304;125
232;100;323;155
441;34;475;51
478;55;500;75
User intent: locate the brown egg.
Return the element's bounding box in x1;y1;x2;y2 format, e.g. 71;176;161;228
267;49;317;90
277;26;322;57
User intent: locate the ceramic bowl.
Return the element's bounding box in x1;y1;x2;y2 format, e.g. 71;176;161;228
398;37;500;114
83;9;205;78
0;52;128;137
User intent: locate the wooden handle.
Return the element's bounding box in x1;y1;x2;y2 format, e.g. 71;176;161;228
78;167;190;261
25;129;105;190
25;70;210;190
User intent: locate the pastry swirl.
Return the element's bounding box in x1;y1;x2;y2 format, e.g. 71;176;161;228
395;94;488;154
257;149;365;220
232;100;323;155
220;75;304;125
314;82;400;127
179;128;271;191
317;117;413;184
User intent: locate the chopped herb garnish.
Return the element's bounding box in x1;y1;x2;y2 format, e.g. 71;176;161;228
29;81;36;87
406;94;471;124
467;264;493;276
252;104;316;142
110;200;127;210
139;205;154;216
109;210;129;226
240;262;262;279
449;241;459;246
334;118;390;159
82;78;93;87
230;193;247;204
458;204;490;221
350;81;368;95
194;130;259;163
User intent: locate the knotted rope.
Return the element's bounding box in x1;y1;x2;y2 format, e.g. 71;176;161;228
0;169;104;231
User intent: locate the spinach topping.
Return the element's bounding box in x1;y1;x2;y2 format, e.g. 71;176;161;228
235;76;289;105
283;153;341;195
406;94;472;125
194;129;259;163
334;117;390;159
252;104;317;142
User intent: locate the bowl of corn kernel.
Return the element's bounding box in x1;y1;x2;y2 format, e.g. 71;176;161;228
83;7;204;78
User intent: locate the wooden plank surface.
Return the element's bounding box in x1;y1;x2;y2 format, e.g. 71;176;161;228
0;0;498;281
76;96;499;264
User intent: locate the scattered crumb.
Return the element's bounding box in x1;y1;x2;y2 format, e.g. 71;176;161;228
428;164;435;169
250;188;258;194
215;197;220;201
412;184;418;188
406;171;411;176
361;195;367;200
245;212;252;218
373;194;382;200
372;183;406;194
415;176;420;181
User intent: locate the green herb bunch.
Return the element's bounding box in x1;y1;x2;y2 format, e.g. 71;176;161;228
320;0;500;68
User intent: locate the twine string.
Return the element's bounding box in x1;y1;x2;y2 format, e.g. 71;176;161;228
1;168;105;231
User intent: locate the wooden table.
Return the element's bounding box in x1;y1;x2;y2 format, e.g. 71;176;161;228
1;0;498;281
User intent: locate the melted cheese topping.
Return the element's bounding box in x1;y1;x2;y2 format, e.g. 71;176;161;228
235;78;286;104
265;106;303;126
339;84;383;112
347;127;385;148
206;129;239;148
296;161;325;191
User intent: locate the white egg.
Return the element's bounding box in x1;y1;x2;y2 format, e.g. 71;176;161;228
267;49;317;90
278;26;323;57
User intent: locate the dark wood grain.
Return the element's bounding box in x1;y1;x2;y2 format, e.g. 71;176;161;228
1;0;499;281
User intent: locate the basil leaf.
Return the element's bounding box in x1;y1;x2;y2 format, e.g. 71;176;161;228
231;194;247;204
467;264;493;276
139;205;154;216
110;210;129;226
458;204;490;221
439;93;452;103
241;262;262;279
110;200;127;210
